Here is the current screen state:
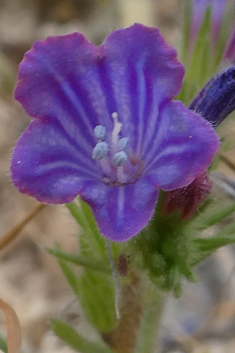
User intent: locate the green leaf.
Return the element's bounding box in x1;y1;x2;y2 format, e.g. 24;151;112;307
179;6;212;105
192;221;235;265
52;319;114;353
196;202;235;231
79;200;107;255
67;199;107;258
47;248;111;274
79;271;118;331
66;201;86;228
0;335;8;353
195;233;235;252
57;256;80;297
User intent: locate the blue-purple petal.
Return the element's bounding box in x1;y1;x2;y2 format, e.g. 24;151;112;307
100;23;184;153
11;119;102;203
144;101;219;190
80;177;159;242
11;24;220;241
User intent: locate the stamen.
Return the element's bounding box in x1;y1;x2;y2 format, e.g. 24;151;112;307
92;142;108;160
111;112;122;152
113;151;127;167
94;125;106;140
119;137;129;151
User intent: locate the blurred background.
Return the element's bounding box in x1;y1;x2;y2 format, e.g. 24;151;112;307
0;0;235;352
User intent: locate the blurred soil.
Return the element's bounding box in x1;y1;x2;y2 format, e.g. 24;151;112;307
0;1;235;353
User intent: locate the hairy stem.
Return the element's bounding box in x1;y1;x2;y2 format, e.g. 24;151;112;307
102;272;143;353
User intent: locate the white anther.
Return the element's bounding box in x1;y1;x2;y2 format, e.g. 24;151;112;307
119;137;129;151
94;125;106;140
92;142;108;160
113;151;127;167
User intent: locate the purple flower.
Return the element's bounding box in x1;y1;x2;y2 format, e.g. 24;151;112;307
11;24;219;242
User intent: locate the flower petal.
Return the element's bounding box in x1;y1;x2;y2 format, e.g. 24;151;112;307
80;177;159;242
14;32;112;147
144;100;219;191
15;24;184;155
11;119;102;203
100;23;184;153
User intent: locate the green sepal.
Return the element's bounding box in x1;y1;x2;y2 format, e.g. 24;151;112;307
78;270;118;332
191;221;235;265
195;224;235;252
52;319;114;353
195;202;235;231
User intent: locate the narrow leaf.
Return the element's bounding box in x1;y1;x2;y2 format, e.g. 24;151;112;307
52;319;114;353
66;201;86;228
47;248;111;274
79;200;106;255
57;257;80;297
194;221;235;253
78;271;117;331
197;203;235;230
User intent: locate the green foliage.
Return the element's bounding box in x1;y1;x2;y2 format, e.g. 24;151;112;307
179;5;212;105
66;200;107;258
128;190;235;297
47;247;111;274
195;202;235;230
52;319;114;353
0;335;8;353
55;250;81;297
78;270;118;331
50;198;120;337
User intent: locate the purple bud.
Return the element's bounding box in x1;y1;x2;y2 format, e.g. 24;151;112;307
163;172;212;220
189;66;235;127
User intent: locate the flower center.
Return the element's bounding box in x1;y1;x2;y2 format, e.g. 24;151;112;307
92;112;144;185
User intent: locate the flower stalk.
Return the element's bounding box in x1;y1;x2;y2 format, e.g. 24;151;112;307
102;271;166;353
102;271;142;353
